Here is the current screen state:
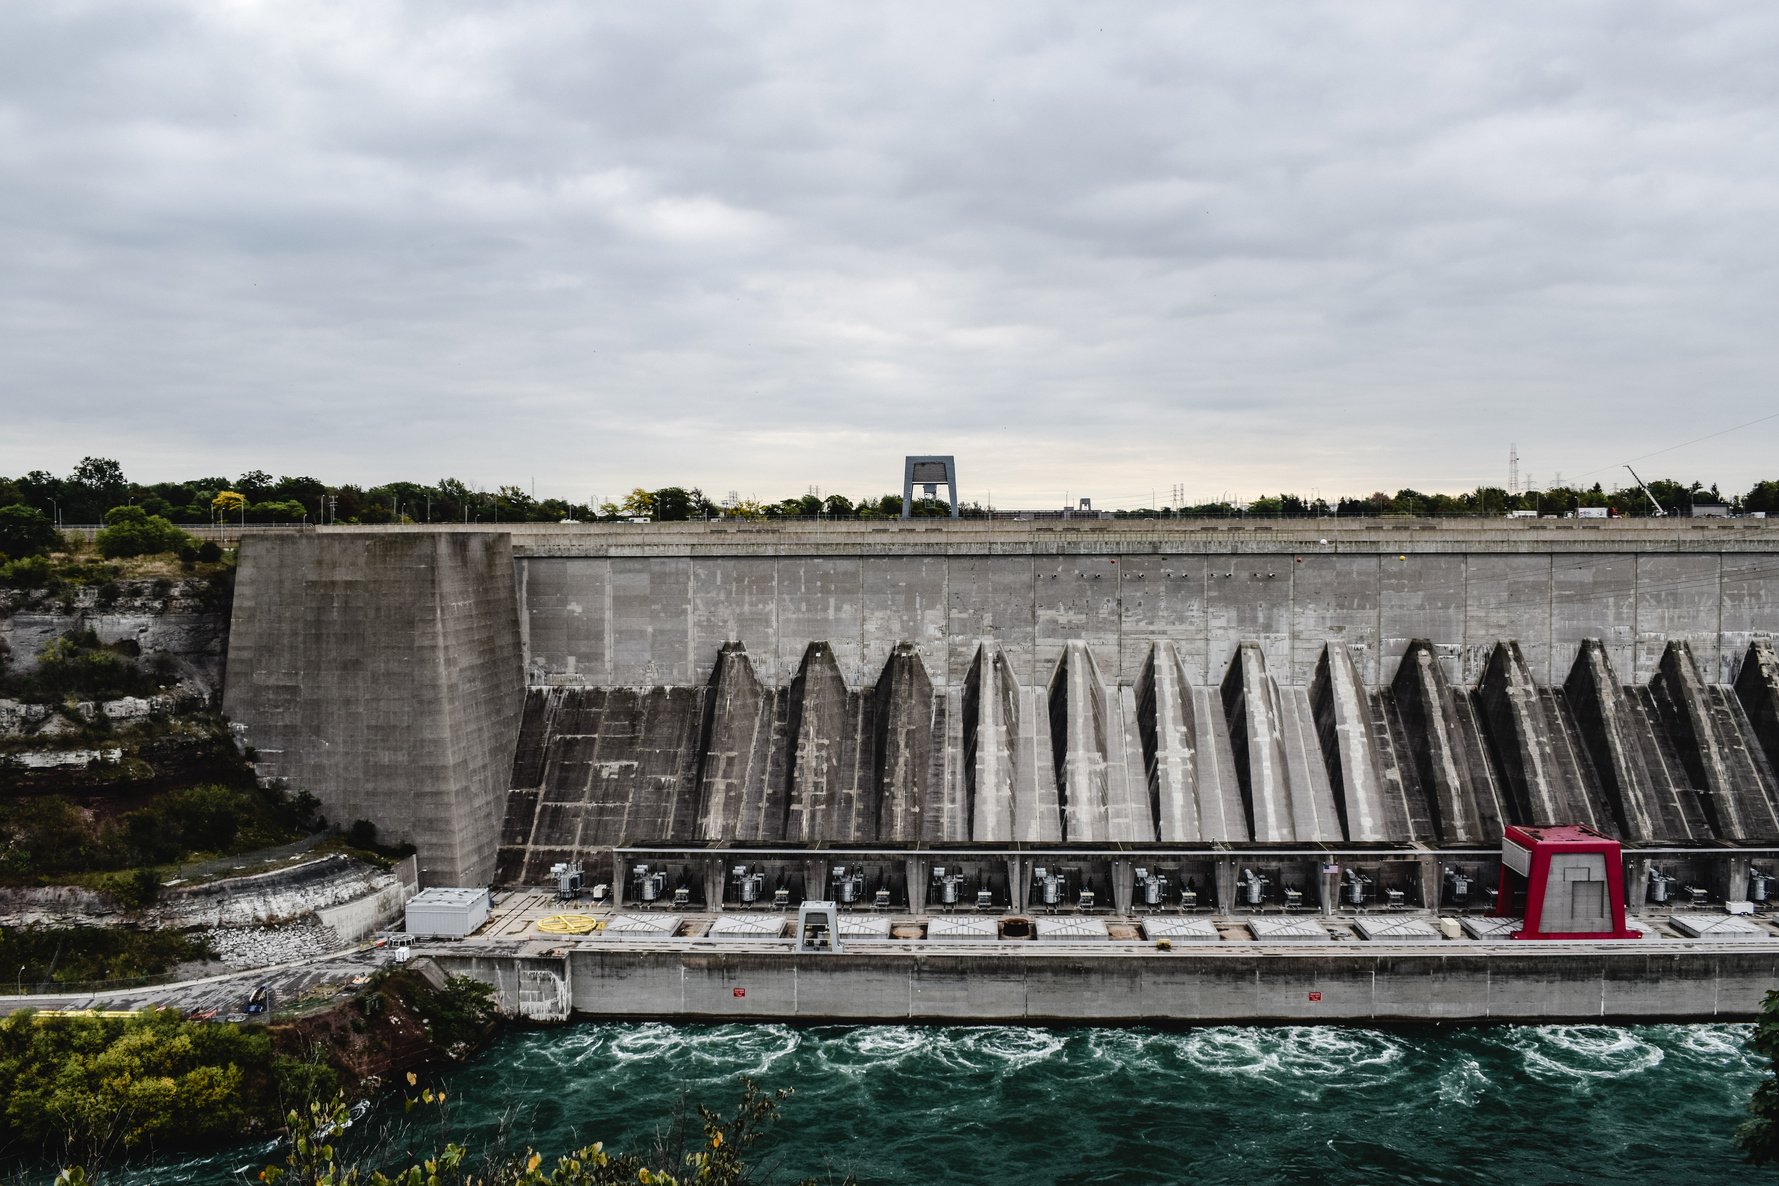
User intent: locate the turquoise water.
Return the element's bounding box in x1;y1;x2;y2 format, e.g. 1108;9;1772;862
105;1023;1771;1184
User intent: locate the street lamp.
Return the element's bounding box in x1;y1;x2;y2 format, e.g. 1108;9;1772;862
46;498;58;528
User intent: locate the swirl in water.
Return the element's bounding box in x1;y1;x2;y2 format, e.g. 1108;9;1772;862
1173;1026;1409;1097
607;1022;688;1063
1503;1025;1666;1083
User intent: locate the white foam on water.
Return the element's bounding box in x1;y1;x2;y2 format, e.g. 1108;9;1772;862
607;1023;693;1063
1652;1023;1760;1070
1505;1025;1665;1083
1076;1028;1157;1079
1174;1027;1409;1095
831;1025;928;1072
1434;1055;1489;1106
922;1026;1067;1073
682;1023;803;1077
965;1026;1067;1066
524;1025;613;1072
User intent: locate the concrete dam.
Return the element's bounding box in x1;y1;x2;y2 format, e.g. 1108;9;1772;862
224;520;1779;906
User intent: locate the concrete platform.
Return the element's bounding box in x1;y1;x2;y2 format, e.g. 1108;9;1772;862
602;914;682;939
1460;916;1522;941
1353;917;1443;943
707;915;788;939
1141;917;1221;943
926;916;999;941
837;915;892;940
1670;913;1771;939
1034;917;1110;942
1246;917;1333;942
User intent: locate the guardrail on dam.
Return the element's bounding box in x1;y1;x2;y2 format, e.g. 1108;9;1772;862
221;520;1779;890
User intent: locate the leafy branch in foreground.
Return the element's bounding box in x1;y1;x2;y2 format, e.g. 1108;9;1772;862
248;1077;852;1186
1740;988;1779;1164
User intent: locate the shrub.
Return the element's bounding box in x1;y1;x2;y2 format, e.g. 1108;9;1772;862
0;554;53;589
11;628;160;702
96;506;196;559
0;504;59;560
346;818;378;849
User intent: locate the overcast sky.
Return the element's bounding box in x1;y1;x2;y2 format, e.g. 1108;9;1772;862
2;3;1776;508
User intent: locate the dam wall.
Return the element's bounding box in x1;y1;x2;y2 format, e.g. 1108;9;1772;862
511;519;1779;689
224;532;524;886
221;522;1779;890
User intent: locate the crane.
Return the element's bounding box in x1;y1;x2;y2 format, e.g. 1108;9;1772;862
1625;465;1666;517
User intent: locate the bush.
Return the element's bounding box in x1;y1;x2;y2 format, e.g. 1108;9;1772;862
346;818;378;850
96;506;196;559
0;1008;270;1162
1;925;210;985
8;628;161;702
0;553;53;589
0;504;59;560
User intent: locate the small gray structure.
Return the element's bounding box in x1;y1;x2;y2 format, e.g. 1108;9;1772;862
1353;917;1443;943
1459;916;1523;941
1034;916;1111;942
404;887;492;938
1141;917;1221;943
901;455;960;519
602;914;682;940
1247;917;1334;942
1670;913;1770;939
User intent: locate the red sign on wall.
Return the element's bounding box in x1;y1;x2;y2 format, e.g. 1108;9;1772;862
1307;991;1322;1002
733;987;746;998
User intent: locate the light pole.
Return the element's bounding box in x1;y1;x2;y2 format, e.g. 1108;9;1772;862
46;498;58;528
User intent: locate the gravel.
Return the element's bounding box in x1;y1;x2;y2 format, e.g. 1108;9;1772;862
201;919;342;969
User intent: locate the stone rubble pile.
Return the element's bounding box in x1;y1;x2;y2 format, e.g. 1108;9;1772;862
202;918;341;968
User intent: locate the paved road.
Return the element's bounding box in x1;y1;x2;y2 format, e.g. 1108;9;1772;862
0;947;394;1020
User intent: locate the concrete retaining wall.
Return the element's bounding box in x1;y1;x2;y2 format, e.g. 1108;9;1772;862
430;944;1779;1024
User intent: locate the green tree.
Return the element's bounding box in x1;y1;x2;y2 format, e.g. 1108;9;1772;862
652;487;695;521
0;505;60;559
620;488;656;519
96;506;195;559
249;499;310;523
65;457;128;521
1745;480;1779;515
259;1079;849;1186
0;1009;270;1163
1740;989;1779;1163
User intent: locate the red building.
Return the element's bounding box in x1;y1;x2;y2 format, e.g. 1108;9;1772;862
1497;824;1640;940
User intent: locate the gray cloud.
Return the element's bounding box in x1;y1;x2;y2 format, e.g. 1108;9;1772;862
2;1;1776;507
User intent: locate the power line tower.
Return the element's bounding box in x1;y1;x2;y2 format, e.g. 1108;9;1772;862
1509;444;1520;495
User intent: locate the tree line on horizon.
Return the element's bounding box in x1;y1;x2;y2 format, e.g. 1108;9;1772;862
2;459;1777;541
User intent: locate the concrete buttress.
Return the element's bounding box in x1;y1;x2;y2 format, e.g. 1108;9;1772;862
1135;641;1201;842
1564;639;1690;841
1389;641;1499;845
695;643;790;842
1310;642;1396;842
224;532;524;888
1650;641;1779;840
1734;640;1779;790
873;643;935;843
